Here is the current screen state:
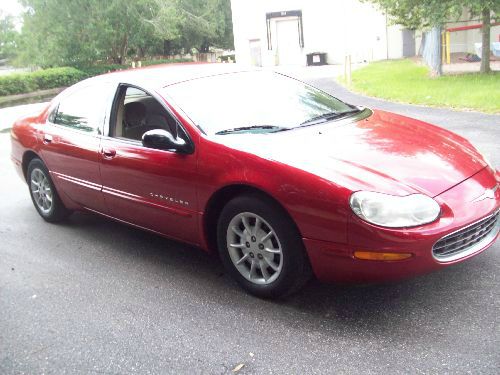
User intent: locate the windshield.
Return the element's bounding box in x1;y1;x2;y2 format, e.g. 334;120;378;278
162;71;356;135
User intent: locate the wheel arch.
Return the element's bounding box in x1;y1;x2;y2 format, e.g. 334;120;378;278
22;150;42;182
203;183;302;253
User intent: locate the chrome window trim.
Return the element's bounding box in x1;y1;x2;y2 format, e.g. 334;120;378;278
45;120;102;138
105;83;195;153
100;135;188;156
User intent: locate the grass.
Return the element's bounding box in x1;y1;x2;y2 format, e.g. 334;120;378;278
344;59;500;114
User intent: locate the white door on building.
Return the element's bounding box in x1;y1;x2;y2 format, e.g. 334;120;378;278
249;39;262;67
275;19;302;65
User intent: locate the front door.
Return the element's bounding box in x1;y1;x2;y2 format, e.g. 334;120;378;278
99;85;200;245
402;29;416;57
249;39;262;67
276;19;302;65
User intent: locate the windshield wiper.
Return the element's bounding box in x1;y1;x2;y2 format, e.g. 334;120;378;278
299;108;362;127
215;125;289;135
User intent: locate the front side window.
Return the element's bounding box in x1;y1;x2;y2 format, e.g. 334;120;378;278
163;71;355;135
111;86;178;141
54;83;113;134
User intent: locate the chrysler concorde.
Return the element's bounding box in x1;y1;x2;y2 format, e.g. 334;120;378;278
10;64;499;298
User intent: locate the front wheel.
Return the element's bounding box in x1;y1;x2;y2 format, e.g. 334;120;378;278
27;158;71;222
217;195;311;299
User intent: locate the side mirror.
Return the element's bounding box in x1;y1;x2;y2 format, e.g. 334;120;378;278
142;129;193;154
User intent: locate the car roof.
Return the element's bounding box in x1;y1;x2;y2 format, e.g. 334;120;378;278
88;62;254;89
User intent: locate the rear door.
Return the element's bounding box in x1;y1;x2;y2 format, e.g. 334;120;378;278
40;81;116;212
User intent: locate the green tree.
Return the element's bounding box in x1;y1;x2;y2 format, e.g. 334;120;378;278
364;0;499;73
465;0;500;73
16;0;233;67
0;11;19;61
17;0;160;67
149;0;233;53
18;1;103;67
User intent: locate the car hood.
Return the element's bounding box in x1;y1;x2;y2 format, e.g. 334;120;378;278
213;109;487;197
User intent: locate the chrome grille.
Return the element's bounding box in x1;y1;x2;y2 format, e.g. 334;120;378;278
432;210;499;262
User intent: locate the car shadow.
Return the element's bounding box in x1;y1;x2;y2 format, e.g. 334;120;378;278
58;210;495;333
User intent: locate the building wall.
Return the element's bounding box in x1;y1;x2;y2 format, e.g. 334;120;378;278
230;0;408;66
445;9;500;54
448;25;500;54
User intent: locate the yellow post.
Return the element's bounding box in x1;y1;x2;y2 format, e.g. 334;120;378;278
441;32;446;64
446;31;451;64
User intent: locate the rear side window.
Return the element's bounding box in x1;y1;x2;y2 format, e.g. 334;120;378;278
54;83;113;134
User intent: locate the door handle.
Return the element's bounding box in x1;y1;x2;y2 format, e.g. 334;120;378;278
43;134;53;144
101;147;117;159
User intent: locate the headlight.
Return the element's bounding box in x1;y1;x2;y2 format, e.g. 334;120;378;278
349;191;440;228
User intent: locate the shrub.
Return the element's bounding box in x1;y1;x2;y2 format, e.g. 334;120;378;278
0;59;194;97
219;54;235;63
78;64;127;77
0;73;36;96
0;67;86;96
140;58;193;67
30;67;87;89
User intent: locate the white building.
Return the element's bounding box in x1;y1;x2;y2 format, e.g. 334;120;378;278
230;0;415;66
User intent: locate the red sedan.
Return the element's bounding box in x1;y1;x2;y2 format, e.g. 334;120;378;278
10;64;499;298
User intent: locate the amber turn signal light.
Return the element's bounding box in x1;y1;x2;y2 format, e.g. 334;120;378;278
354;251;412;261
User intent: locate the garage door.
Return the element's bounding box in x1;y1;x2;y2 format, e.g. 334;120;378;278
276;19;303;65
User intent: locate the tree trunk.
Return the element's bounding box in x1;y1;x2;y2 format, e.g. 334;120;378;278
163;40;172;56
118;34;129;65
423;26;442;77
199;40;210;53
138;47;145;59
418;32;426;56
480;8;491;74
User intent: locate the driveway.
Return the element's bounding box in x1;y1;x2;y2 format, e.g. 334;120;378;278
0;71;499;374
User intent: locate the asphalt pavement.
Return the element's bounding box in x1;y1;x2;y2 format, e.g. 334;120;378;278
0;73;499;374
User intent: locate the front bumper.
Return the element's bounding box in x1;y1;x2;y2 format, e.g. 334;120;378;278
303;167;500;283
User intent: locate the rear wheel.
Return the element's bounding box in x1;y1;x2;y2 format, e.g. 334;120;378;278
27;158;71;222
217;195;311;298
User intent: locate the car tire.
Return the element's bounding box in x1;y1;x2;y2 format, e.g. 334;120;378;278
217;194;311;299
27;158;71;222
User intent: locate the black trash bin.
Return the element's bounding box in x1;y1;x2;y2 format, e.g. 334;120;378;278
306;52;327;66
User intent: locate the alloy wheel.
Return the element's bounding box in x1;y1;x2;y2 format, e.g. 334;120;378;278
226;212;283;285
30;168;53;215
